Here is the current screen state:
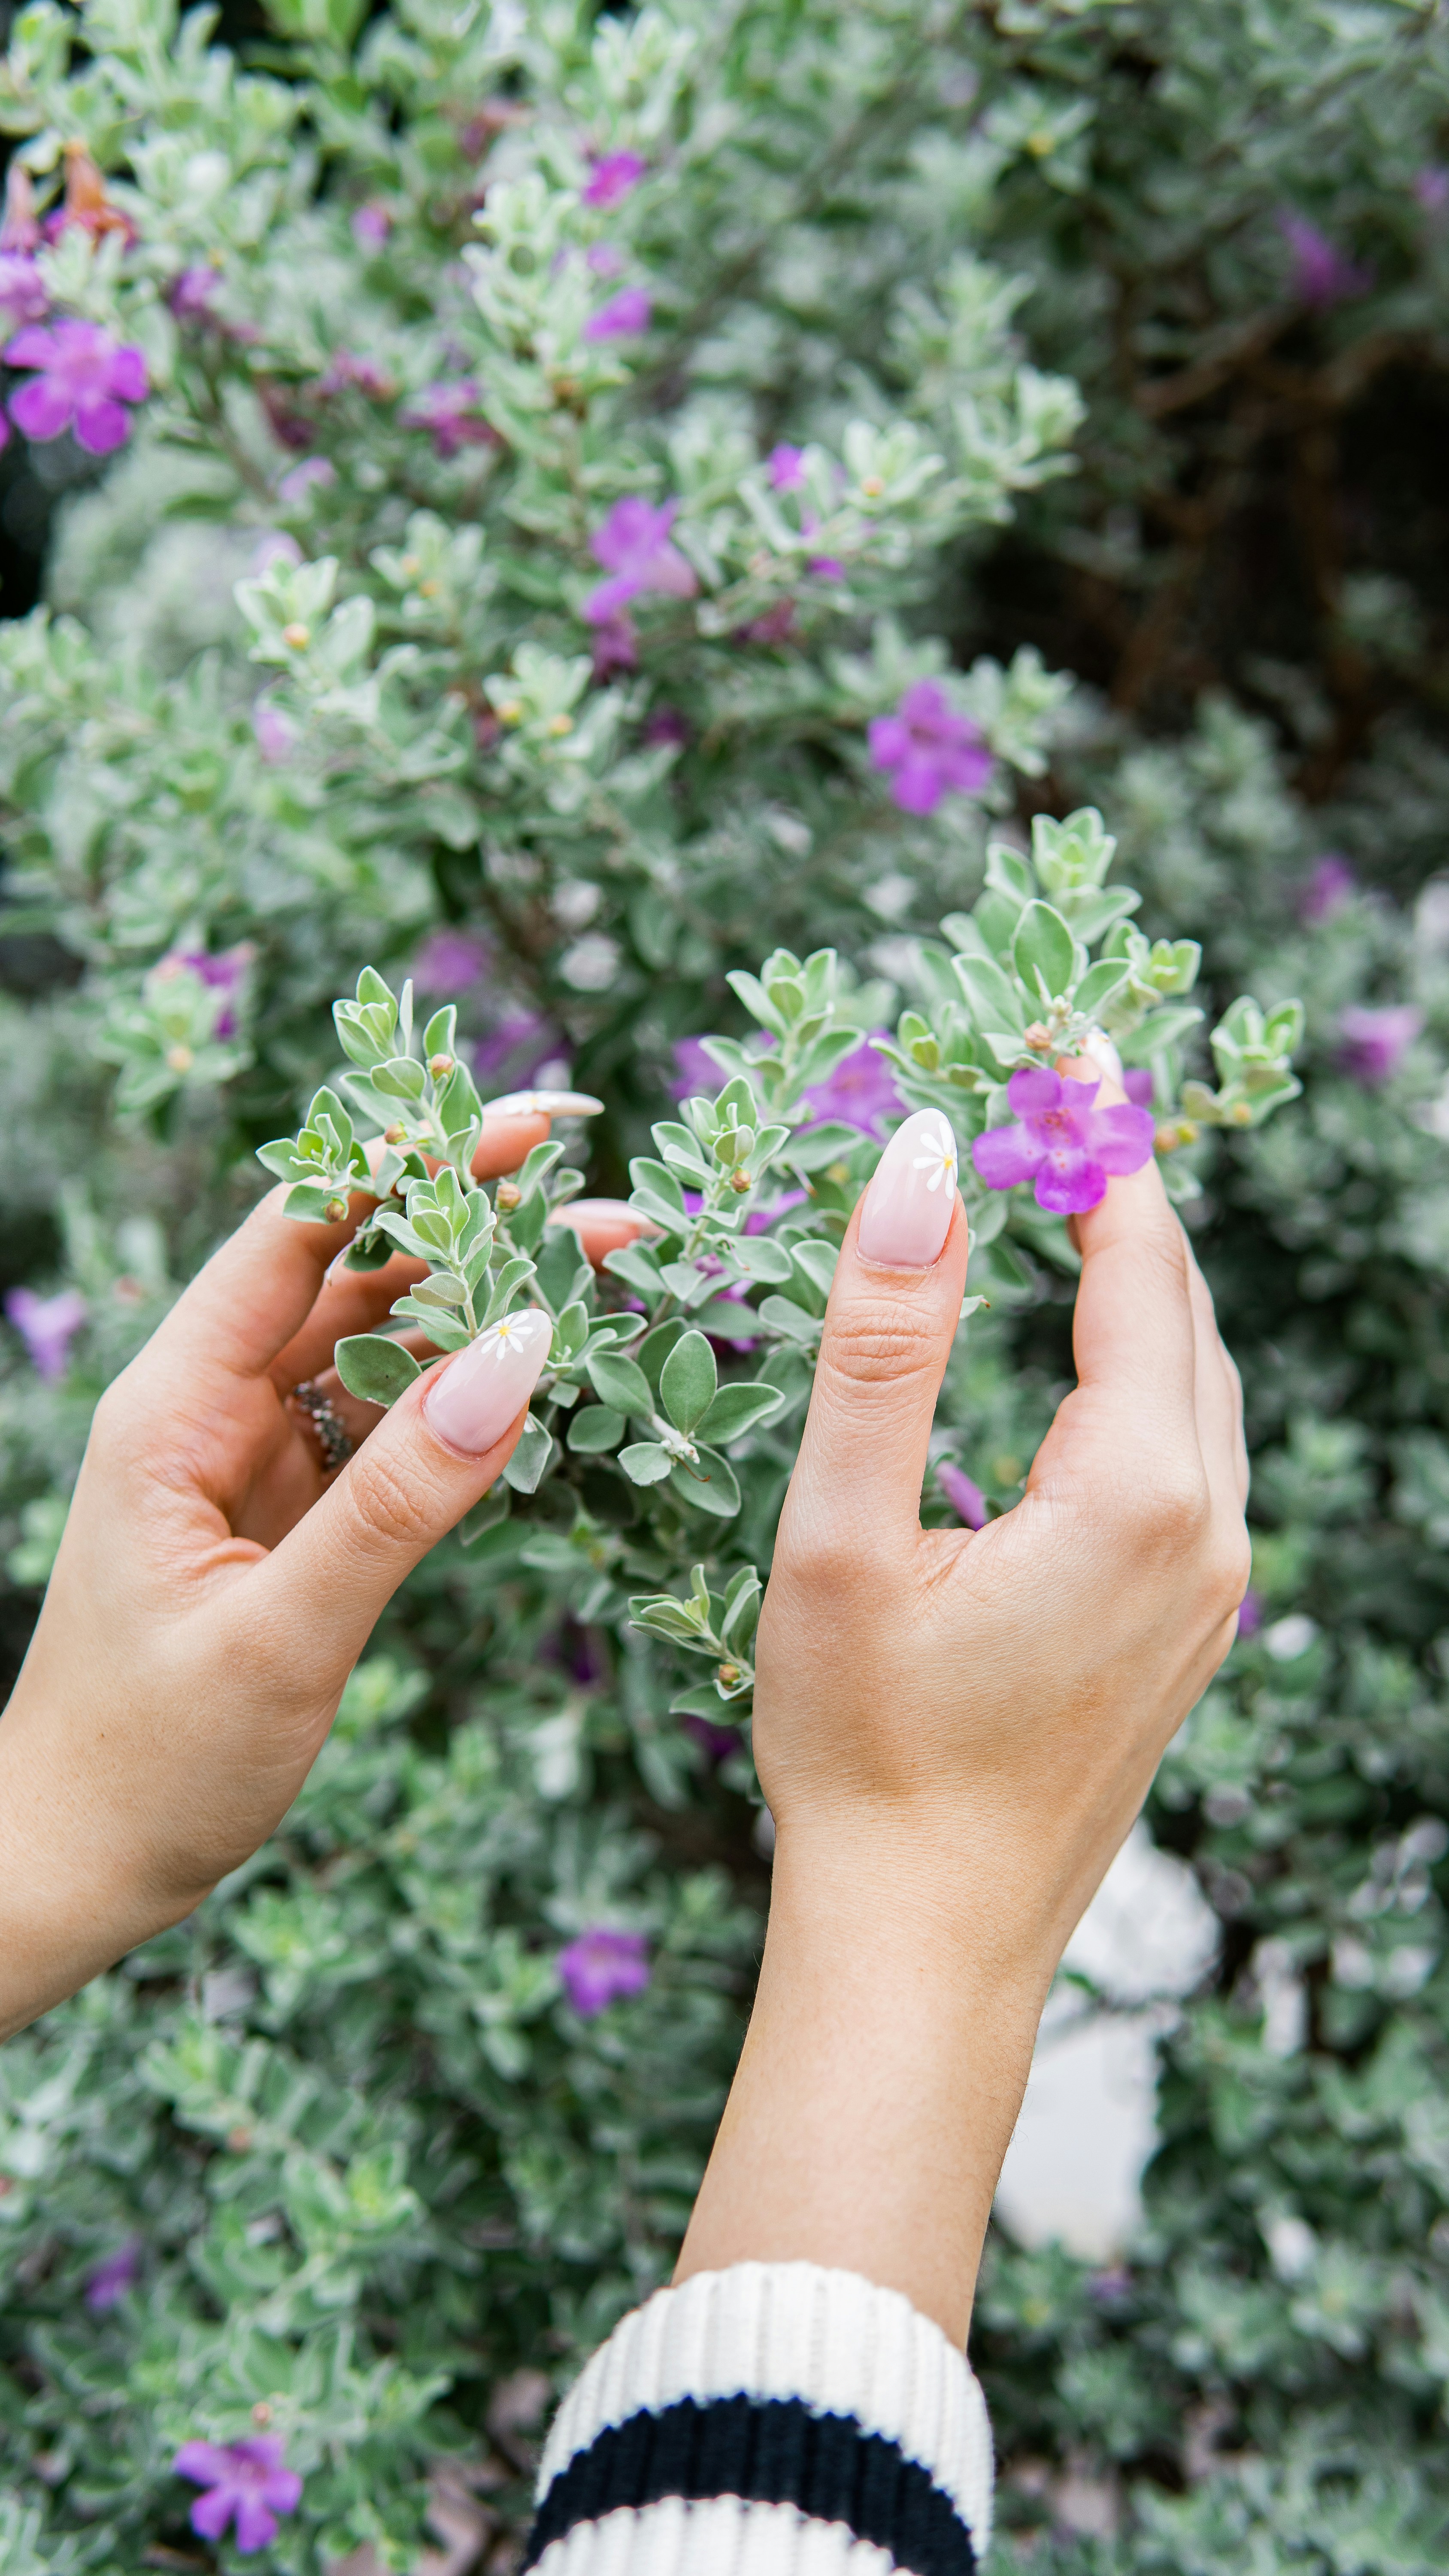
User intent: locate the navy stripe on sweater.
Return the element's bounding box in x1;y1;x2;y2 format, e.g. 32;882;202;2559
523;2390;978;2573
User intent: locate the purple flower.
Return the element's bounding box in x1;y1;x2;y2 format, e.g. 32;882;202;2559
685;1715;740;1765
584;286;652;341
1281;216;1373;309
0;253;47;328
1300;853;1357;921
1237;1589;1264;1638
584;496;697;623
806;550;844;581
557;1927;651;2017
414;927;491;994
173;2438;303;2556
168;265;220;323
317;349;394;400
643;704;689;747
352;202;392;249
972;1067;1156;1217
1415;167;1449;214
252;697;298;764
1123;1067;1155;1109
586;240;625;279
768;444;807;490
276;455;335;505
1339;1004;1422;1086
400;377;494;459
5;321;148;456
583;152;647;209
6;1286;87;1382
85;2238;142;2313
673;1036;725;1097
937;1462;988;1529
591;608;639;679
802;1034;899;1136
867;681;992;816
472;1011;558;1086
155;945;253;1039
0;164;39;253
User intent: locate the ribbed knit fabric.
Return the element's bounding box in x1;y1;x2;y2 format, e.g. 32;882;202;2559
524;2263;993;2575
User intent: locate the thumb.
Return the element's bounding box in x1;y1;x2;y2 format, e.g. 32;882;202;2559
241;1309;552;1683
781;1109;970;1564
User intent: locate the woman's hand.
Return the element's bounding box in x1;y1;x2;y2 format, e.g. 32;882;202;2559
0;1108;598;2040
678;1079;1249;2340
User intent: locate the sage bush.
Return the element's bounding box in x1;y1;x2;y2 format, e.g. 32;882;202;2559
1;3;1449;2571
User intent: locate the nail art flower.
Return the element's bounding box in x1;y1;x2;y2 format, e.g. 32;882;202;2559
584;497;697;623
557;1927;651;2017
5;320;148;455
583;151;647;208
6;1286;87;1382
912;1114;959;1194
867;681;992;816
173;2437;303;2555
972;1068;1155;1216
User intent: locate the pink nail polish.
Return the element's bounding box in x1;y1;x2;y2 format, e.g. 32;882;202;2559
424;1308;552;1453
857;1109;960;1268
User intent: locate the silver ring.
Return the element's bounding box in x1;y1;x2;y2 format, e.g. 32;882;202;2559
289;1379;355;1471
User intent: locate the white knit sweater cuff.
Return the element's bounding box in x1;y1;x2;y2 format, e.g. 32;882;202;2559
523;2261;993;2575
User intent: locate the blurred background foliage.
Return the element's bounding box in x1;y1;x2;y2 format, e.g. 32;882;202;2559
3;3;1449;2571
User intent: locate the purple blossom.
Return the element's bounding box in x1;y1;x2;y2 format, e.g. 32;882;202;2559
1237;1589;1264;1638
557;1927;651;2017
155;945;253;1039
1339;1004;1422;1086
352;202;392;249
1281;216;1373;309
276;455;335;504
1123;1067;1155;1109
400;377;495;459
5;320;148;456
472;1012;559;1087
806;549;844;581
867;682;992;816
1087;2265;1134;2307
584;285;652;341
801;1034;899;1135
584;496;697;623
643;704;689;747
250;531;303;575
1300;853;1357;921
591;608;639;679
168;265;220;323
586;240;625;278
173;2438;303;2556
414;927;491;994
937;1462;988;1529
768;444;807;490
583;152;647;209
972;1067;1156;1217
6;1286;87;1382
252;697;298;764
316;349;394;399
685;1715;740;1765
0;253;47;328
85;2238;142;2313
1415;167;1449;214
0;164;39;252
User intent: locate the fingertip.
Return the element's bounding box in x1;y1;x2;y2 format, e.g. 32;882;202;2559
469;1111;553;1181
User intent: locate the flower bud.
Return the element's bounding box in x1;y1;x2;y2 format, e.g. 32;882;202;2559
717;1662;741;1689
166;1042;194;1073
384;1122;406;1144
428;1052;455;1079
324;1195;349;1223
498;699;524;723
729;1168;752;1193
282;621;310;649
495;1179;522;1212
252;2403;273;2427
1025;1022;1053;1051
546;712;573;737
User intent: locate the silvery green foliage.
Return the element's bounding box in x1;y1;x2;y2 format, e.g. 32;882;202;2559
2;1;1449;2571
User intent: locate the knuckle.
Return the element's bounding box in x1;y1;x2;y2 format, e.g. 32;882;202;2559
341;1441;437;1552
1126;1463;1212;1556
820;1307;939;1392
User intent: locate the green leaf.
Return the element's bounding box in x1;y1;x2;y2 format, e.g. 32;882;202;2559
588;1349;654;1415
620;1441;673;1485
659;1330;718;1434
1073;956;1133;1018
954;951;1027;1036
785;1120;867;1172
669;1444;741;1518
501;1410;553;1493
334;1336;422;1407
1012;901;1076;1002
697;1383;784;1443
728;1234;795;1284
567;1404;626;1454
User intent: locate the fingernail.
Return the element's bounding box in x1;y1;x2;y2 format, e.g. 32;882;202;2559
857;1109;960;1268
1082;1026;1124;1086
481;1088;603;1118
424;1308;552;1454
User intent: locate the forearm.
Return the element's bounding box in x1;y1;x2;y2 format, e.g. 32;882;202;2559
675;1816;1055;2345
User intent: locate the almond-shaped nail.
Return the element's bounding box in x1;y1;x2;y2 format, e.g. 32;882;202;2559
481;1088;603;1118
857;1109;960;1268
424;1307;552;1454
